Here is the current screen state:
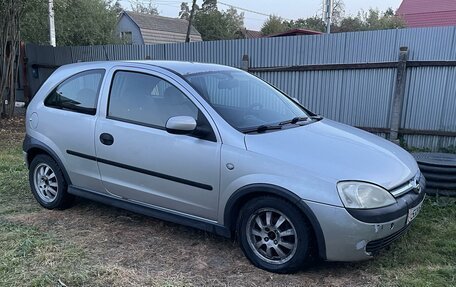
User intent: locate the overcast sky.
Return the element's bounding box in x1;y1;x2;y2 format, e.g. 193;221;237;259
120;0;404;30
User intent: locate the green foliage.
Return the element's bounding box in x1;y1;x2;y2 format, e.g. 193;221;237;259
261;15;287;36
286;17;326;33
20;0;119;46
192;0;244;41
20;0;48;45
281;0;344;33
223;7;245;38
266;5;405;34
334;8;406;32
335;16;366;32
0;221;100;286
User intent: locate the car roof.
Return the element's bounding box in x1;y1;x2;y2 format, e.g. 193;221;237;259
56;60;238;76
131;61;238;76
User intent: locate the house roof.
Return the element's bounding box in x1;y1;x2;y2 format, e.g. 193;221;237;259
397;0;456;14
123;11;201;36
239;28;263;39
267;28;322;38
397;0;456;27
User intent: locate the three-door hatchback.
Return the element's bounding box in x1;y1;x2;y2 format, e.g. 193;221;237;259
24;61;425;273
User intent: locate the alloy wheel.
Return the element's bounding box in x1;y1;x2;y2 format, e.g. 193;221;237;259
33;163;59;203
246;208;298;264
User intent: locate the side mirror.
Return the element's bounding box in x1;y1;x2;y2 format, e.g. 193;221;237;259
165;116;197;135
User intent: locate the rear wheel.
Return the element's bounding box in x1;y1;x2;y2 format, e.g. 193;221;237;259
237;196;313;273
29;154;73;209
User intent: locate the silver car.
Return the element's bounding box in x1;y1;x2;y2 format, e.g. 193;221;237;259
24;61;425;273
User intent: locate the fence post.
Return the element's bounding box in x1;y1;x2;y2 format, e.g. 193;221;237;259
241;54;249;71
389;46;409;144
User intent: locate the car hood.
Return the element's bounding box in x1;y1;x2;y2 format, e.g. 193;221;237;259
244;119;419;190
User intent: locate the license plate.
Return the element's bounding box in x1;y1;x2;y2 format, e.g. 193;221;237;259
407;201;423;225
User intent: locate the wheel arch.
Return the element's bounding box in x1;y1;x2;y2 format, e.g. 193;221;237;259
23;135;72;185
224;183;327;260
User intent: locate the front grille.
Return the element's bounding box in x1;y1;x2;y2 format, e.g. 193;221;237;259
390;180;415;197
366;224;410;253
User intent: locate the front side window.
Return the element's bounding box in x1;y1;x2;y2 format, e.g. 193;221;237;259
108;71;198;128
185;70;309;131
44;69;104;115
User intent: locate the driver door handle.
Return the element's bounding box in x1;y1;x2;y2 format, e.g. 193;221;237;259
100;133;114;146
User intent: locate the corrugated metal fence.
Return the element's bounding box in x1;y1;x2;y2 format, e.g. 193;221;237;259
23;26;456;150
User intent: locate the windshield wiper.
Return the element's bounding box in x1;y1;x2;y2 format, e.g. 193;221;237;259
242;124;283;134
242;115;320;134
279;116;309;126
309;115;323;120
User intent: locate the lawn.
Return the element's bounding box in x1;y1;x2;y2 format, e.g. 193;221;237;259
0;116;455;287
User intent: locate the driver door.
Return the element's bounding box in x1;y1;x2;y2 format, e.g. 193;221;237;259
95;66;221;220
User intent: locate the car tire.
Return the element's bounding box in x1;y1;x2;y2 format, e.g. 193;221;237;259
29;154;73;209
237;196;313;273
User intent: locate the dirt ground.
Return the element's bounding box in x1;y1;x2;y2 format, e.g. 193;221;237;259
8;199;379;287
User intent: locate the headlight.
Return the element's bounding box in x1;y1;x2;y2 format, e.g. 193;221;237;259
337;181;396;209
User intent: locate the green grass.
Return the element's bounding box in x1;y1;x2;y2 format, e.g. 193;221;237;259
0;145;39;216
0;134;107;286
0;221;101;286
369;197;456;287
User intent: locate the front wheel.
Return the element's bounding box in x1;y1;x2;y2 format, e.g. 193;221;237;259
237;196;313;273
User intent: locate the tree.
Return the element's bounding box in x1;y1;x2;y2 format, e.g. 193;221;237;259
201;0;217;12
185;0;197;42
335;16;366;32
223;7;244;37
331;0;345;25
20;0;119;46
286;17;326;33
0;0;22;117
384;8;395;17
130;0;158;15
112;0;123;16
370;8;405;29
261;15;287;36
20;0;48;45
264;3;404;35
179;2;191;20
334;8;405;32
192;0;244;41
284;0;344;33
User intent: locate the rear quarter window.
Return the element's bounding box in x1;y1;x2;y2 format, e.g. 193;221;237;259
44;69;105;115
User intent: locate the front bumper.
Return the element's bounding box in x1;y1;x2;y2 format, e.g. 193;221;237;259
306;176;426;261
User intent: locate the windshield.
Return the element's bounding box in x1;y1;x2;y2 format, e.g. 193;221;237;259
185;70;309;131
